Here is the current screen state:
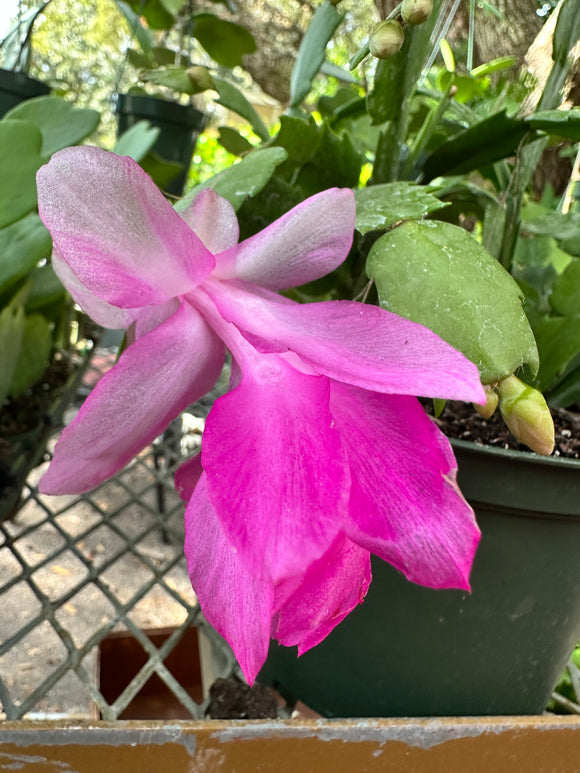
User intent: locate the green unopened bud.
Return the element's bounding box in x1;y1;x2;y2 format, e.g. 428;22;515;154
401;0;433;25
498;375;555;456
186;66;214;93
369;20;405;60
474;384;498;420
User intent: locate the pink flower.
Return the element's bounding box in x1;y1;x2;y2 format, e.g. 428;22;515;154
37;146;485;683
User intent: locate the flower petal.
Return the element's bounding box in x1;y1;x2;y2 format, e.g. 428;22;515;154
330;383;480;590
39;301;224;494
175;452;203;504
184;472;273;684
213;189;355;290
52;247;139;329
201;348;349;583
178;188;239;254
208;281;486;403
37;147;215;309
272;534;371;655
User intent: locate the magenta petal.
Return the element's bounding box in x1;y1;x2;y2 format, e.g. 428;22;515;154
174;453;203;504
201;350;349;583
331;383;480;590
184;472;273;684
208;282;486;403
213;189;355;290
39;301;224;494
178;188;239;253
272;534;371;655
37;147;215;308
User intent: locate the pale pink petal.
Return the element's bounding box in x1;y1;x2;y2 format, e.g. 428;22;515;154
178;188;239;253
39;301;224;494
272;534;371;655
213;189;355;290
207;280;486;403
330;382;480;591
201;348;349;583
37;147;214;309
52;248;139;329
184;472;273;684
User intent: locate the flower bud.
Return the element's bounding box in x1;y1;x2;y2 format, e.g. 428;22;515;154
369;20;405;60
498;375;555;456
401;0;433;25
474;384;498;419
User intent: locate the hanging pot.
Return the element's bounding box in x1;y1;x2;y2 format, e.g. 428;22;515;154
0;68;50;118
259;440;580;717
114;93;206;197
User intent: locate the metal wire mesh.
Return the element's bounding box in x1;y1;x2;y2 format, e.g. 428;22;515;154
0;351;237;720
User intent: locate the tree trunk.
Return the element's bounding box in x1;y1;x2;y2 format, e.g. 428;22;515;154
472;0;543;66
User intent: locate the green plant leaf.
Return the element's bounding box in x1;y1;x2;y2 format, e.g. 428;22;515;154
289;0;343;109
0;214;52;296
525;308;580;395
176;147;288;212
140;65;196;94
422;111;529;180
26;264;66;311
527;108;580;141
294;124;362;197
354;183;448;234
193;15;256;68
366;220;539;383
140;153;183;190
217;127;253;157
0;304;25;406
6;97;100;155
0;120;46;229
549;258;580;317
319;60;360;85
113;0;154;52
160;0;185;14
212;77;270;142
522;209;580;243
272;115;320;173
470;56;516;78
10;313;52;397
113;121;160;162
126;0;173;30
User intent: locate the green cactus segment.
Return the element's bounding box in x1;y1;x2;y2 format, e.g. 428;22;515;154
366;219;539;384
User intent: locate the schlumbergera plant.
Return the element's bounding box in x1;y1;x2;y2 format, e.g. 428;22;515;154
36;0;580;681
36;148;483;681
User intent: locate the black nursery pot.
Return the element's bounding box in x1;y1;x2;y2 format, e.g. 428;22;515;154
115;93;206;197
259;440;580;718
0;68;50;118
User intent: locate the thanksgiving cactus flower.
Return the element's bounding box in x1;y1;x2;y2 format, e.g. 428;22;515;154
37;146;485;683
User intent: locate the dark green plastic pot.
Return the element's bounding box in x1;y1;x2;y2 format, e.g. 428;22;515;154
259;440;580;717
115;93;206;197
0;68;50;118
